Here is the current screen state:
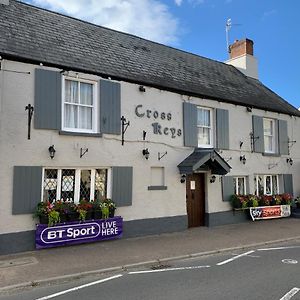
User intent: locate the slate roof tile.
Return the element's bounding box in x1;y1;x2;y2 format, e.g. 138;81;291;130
0;0;299;116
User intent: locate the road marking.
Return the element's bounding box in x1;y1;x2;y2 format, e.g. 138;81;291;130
216;250;255;266
282;259;298;264
279;287;300;300
258;246;300;251
34;274;123;300
128;265;210;274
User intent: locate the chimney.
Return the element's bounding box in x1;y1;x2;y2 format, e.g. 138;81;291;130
0;0;9;5
225;38;258;79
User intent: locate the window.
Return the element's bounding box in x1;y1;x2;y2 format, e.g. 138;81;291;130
254;175;279;196
43;168;110;203
263;118;275;153
63;78;97;133
197;107;213;147
233;177;246;195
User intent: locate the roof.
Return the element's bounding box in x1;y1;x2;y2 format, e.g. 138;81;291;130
1;0;299;116
178;148;231;175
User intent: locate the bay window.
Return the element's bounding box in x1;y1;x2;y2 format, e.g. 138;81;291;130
43;168;110;203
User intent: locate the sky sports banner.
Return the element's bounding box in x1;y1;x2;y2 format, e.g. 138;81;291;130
36;217;123;249
249;205;291;221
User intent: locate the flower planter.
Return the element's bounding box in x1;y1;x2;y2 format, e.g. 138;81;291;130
109;208;116;218
67;212;79;222
39;214;48;224
93;210;102;220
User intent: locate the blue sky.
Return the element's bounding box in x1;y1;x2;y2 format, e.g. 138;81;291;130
23;0;300;109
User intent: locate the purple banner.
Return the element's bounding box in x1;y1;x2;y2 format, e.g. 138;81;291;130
36;216;123;249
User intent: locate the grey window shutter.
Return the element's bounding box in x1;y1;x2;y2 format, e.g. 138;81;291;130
183;102;197;147
216;108;229;150
283;174;293;195
13;166;43;214
222;176;234;201
34;69;62;130
278;120;289;155
100;80;121;135
112;167;133;207
252;115;264;153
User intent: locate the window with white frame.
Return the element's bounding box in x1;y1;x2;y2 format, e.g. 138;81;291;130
63;78;97;133
254;174;279;196
233;177;247;195
42;168;110;203
263;118;276;153
197;107;213;147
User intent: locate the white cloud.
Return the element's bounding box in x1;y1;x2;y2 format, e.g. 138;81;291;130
262;9;277;20
25;0;180;45
174;0;183;6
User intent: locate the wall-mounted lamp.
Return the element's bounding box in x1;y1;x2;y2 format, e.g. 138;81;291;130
48;145;56;159
240;155;246;165
180;174;186;183
246;106;252;112
139;85;146;92
142;148;150;160
210;175;216;183
286;158;293;166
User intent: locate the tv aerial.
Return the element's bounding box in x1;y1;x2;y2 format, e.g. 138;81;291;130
225;18;242;57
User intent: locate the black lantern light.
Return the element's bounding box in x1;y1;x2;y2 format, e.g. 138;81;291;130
48;145;56;159
142;148;150;160
210;175;216;183
240;155;246;164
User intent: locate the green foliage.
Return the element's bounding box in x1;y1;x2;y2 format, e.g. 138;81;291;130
48;210;60;227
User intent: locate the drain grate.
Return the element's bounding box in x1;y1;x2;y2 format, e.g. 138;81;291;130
0;257;38;268
151;264;172;270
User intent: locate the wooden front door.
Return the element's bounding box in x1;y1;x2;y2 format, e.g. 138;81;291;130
186;173;205;227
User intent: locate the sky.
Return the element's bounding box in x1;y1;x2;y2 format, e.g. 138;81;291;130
23;0;300;109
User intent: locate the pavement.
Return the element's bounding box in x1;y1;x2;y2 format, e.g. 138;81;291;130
1;217;300;292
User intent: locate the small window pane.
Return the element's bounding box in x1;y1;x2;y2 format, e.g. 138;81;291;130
265;175;272;195
237;178;245;195
272;175;278;194
80;170;91;201
197;109;210;127
94;169;107;201
61;169;75;201
198;127;210;145
264;119;272;135
255;175;264;196
43;169;58;202
264;136;273;152
65;80;78;103
78;107;92;129
64;104;78;128
80;82;93;105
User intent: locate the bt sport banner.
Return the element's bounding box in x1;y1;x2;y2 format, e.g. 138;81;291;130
36;216;123;249
249;205;291;221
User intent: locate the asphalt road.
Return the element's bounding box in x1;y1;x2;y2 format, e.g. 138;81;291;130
1;240;300;300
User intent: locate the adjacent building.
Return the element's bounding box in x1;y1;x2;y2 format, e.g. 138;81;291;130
0;0;299;254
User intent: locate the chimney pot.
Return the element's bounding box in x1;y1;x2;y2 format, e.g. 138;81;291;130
0;0;9;5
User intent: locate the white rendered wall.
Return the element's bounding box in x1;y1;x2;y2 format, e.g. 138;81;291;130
0;59;299;235
226;54;259;79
